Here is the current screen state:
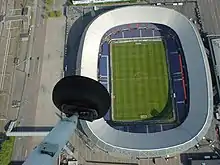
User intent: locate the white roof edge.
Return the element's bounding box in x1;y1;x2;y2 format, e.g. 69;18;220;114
78;6;213;157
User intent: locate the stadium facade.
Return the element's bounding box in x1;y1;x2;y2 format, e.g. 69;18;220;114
76;6;213;158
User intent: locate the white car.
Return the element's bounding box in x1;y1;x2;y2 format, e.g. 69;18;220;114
28;26;32;35
215;111;220;120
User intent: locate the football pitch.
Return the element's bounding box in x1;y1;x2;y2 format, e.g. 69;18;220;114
111;40;170;121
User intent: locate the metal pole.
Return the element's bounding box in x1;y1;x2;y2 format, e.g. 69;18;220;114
23;115;78;165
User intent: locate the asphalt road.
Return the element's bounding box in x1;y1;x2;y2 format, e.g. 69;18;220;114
0;0;7;34
11;0;47;160
0;0;23;132
12;16;65;161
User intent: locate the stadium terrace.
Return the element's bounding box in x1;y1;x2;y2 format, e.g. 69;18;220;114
77;6;213;158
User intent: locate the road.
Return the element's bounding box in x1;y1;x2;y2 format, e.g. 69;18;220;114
12;15;65;161
0;0;23;132
0;0;7;35
11;0;47;160
198;0;220;34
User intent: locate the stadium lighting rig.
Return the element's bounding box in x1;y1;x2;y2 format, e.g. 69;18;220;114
23;75;111;165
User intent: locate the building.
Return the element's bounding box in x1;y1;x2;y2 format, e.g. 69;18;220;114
77;6;213;158
191;159;220;165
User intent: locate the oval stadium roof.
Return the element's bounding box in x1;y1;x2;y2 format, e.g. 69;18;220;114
77;5;213;157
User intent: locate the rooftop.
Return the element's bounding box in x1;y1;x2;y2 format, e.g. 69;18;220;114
78;5;213;157
191;159;220;165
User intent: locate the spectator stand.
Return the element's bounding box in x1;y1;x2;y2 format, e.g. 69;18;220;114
97;23;189;133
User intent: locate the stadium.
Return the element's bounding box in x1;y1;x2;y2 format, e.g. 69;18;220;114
77;6;213;158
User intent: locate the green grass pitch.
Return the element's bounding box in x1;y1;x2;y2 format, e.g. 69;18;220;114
111;40;169;121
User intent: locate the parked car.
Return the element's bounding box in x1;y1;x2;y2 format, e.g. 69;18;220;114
215;111;220;121
215;124;220;140
11;100;21;108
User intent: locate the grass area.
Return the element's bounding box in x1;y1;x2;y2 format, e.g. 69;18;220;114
0;137;15;165
44;0;62;18
111;40;170;121
46;0;53;6
48;10;62;17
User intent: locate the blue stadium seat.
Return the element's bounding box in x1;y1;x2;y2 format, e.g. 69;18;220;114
148;125;161;133
128;125;138;133
99;78;108;89
123;29;140;38
168;54;181;73
162;124;175;131
124;126;129;132
103;83;108;89
176;103;186;122
99;75;108;81
132;29;140;37
104;110;111;121
119;25;128;30
173;81;185;102
111;32;123;39
172;73;182;79
123;30;132;38
153;30;161;37
102;42;109;55
156;24;170;32
99;57;108;76
166;38;178;53
155;125;162;132
113;124;149;133
140;29;153;37
129;125;147;133
113;126;125;131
